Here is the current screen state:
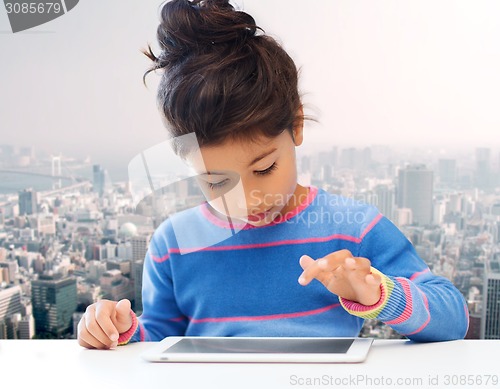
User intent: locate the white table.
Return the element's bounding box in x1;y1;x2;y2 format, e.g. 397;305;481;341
1;339;499;389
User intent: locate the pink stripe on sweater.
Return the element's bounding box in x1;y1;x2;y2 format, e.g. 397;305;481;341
153;190;385;257
360;213;383;239
409;268;430;281
405;314;430;336
151;253;170;263
385;278;413;325
190;303;341;324
158;213;384;255
200;186;319;230
169;316;186;322
167;233;362;254
403;289;430;336
340;281;386;314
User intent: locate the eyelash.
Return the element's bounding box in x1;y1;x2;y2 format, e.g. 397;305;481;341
207;163;278;189
254;162;278;176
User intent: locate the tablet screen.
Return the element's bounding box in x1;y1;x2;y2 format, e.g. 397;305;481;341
164;338;354;354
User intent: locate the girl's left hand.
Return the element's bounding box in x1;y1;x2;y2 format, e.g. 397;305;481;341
298;249;382;306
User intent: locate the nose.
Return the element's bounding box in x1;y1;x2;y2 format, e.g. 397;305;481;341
244;188;265;212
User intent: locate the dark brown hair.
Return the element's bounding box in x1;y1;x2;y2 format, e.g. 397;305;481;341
142;0;302;155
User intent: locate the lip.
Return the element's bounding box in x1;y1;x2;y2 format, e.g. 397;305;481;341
247;209;272;222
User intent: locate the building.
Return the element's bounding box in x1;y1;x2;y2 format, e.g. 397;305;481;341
465;313;481;339
0;286;22;325
93;164;107;197
0;286;27;339
107;258;131;277
373;184;395;220
393;208;413;228
99;270;134;302
18;188;38;216
481;258;500;339
31;274;77;337
0;261;18;284
397;165;434;226
437;159;457;188
131;235;150;313
475;147;492;192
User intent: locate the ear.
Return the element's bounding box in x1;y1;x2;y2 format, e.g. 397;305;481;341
292;105;304;146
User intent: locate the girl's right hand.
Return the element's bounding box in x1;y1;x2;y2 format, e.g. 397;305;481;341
77;299;133;349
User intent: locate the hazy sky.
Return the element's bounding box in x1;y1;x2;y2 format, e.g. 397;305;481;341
1;0;500;173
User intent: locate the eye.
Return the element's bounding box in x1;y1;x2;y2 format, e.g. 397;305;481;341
207;179;229;190
254;162;277;176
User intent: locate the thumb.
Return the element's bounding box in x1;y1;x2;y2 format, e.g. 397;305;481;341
112;299;133;334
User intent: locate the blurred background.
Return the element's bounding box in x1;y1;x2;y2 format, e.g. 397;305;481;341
0;1;499;340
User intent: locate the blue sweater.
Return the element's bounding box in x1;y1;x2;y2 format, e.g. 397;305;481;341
122;187;468;344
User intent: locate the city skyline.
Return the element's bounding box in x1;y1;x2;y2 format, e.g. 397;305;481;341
1;139;500;340
1;141;500;193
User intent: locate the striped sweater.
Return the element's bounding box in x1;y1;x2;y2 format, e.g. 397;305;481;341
119;186;469;344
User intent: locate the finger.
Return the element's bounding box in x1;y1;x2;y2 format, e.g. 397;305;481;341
78;316;108;349
316;249;354;271
113;299;133;334
79;328;114;349
343;257;357;270
95;303;121;343
298;250;354;286
299;254;315;270
299;260;340;287
300;253;346;284
298;259;323;286
342;257;377;291
298;255;318;285
78;337;94;349
85;305;116;347
77;317;95;349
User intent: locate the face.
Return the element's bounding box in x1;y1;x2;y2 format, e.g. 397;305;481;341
187;126;306;227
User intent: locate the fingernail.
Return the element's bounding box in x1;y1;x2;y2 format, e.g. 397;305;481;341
110;333;118;342
298;276;306;285
345;257;355;265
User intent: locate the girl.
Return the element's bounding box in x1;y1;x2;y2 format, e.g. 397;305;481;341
77;0;468;349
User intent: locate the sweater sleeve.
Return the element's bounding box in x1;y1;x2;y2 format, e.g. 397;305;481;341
119;228;188;344
340;214;469;342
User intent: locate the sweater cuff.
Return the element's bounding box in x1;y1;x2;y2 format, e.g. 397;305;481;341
339;267;395;319
117;310;139;346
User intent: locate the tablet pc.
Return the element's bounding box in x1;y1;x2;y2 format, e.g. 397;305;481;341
141;336;373;363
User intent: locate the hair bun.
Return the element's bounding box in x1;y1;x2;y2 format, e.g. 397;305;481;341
155;0;258;64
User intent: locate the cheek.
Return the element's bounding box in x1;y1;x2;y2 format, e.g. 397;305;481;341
259;169;297;208
272;161;298;194
206;181;248;215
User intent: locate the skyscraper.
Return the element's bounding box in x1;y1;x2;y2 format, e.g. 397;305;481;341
0;286;22;325
438;159;457;188
31;274;77;337
482;258;500;339
397;165;434;226
18;188;38;215
475;148;492;192
93;164;107;197
373;184;395;220
131;235;150;313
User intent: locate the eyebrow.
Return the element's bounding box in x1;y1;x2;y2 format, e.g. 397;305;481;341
248;148;277;166
199;148;278;176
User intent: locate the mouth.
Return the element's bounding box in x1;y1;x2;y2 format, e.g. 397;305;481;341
247;209;273;222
